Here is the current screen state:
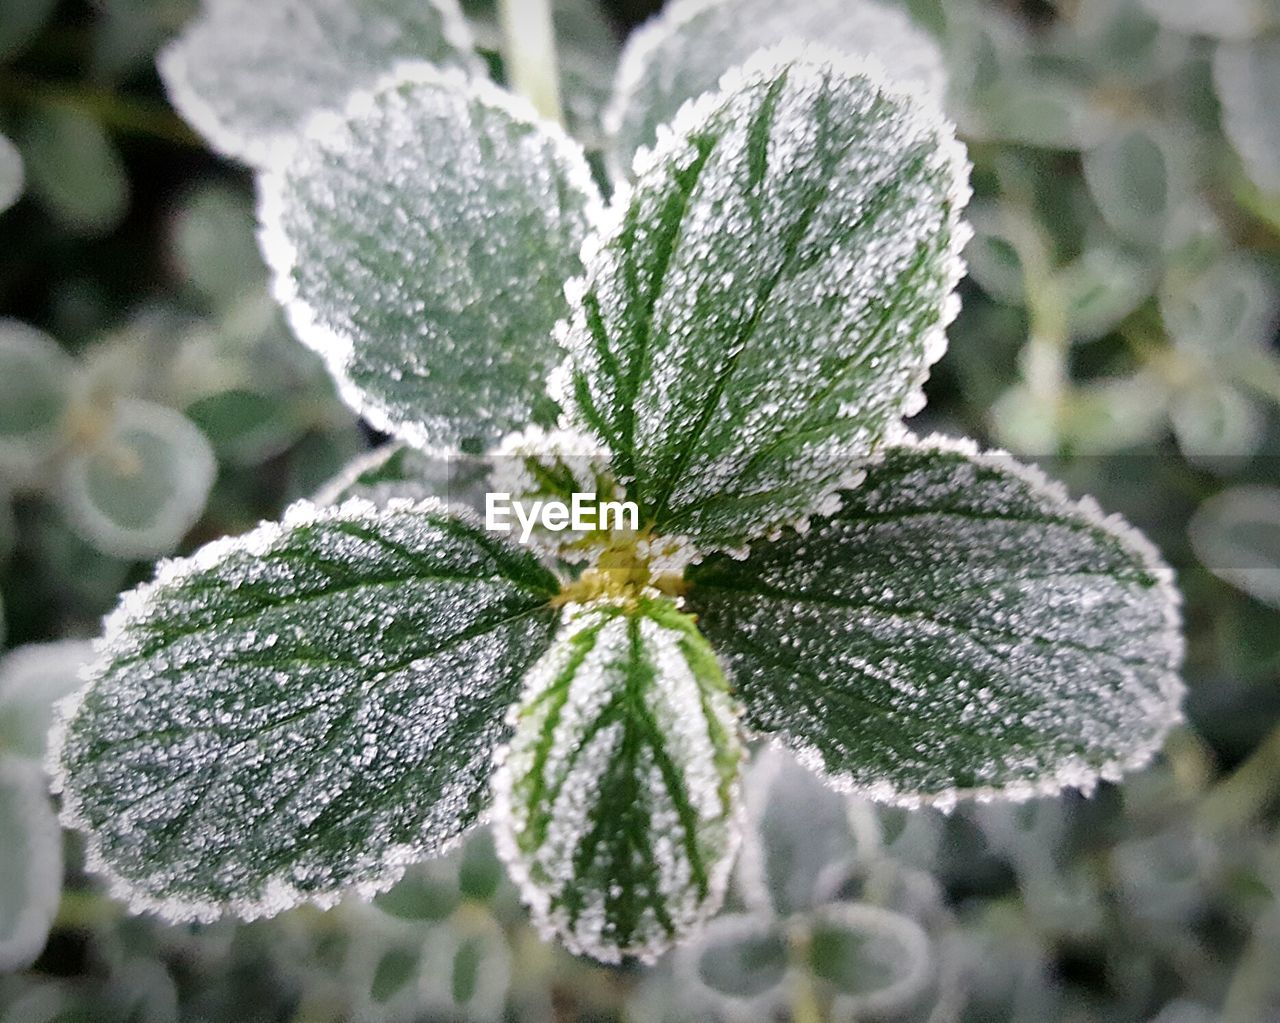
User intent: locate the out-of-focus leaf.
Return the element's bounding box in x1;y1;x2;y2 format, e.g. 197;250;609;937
1215;37;1280;195
0;0;57;63
1190;486;1280;607
686;914;789;1001
809;903;932;1015
20;109;130;237
0;641;94;761
1138;0;1276;42
1082;126;1188;247
185;388;301;467
0;132;23;215
1162;252;1279;353
1170;383;1265;467
1058;247;1153;342
0;320;79;490
170;183;266;310
57;399;217;559
0;757;62;971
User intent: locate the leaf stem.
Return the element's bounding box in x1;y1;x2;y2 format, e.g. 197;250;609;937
498;0;563;125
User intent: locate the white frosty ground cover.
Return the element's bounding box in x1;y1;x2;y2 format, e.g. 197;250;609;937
605;0;948;175
491;599;744;963
260;64;601;454
560;46;970;551
51;498;562;922
158;0;479;167
686;436;1185;810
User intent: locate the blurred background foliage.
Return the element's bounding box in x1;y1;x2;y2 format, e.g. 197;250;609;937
0;0;1278;1020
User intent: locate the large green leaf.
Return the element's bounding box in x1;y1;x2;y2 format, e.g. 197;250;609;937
53;499;561;921
261;65;600;453
685;437;1184;808
159;0;480;166
492;597;743;963
606;0;947;173
560;49;969;551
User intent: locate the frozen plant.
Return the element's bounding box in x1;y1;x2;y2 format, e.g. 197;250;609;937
52;0;1185;969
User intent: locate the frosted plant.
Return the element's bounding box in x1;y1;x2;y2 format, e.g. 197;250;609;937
0;130;21;214
54;24;1184;967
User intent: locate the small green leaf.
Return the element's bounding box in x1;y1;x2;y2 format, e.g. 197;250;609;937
492;597;743;963
57;400;217;560
0;0;57;63
53;499;561;921
686;436;1184;809
1138;0;1275;41
371;947;419;1003
0;642;94;761
1216;37;1280;195
1082;126;1187;248
20;109;129;237
0;131;22;214
606;0;946;173
0;320;79;489
0;757;62;971
808;903;932;1014
687;914;789;1001
159;0;480;166
260;65;600;452
563;49;969;550
1190;486;1280;608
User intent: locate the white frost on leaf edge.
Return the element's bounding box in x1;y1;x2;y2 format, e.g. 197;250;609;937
602;0;949;182
0;756;63;971
258;61;604;457
157;0;481;168
46;495;496;924
761;431;1186;814
554;43;971;555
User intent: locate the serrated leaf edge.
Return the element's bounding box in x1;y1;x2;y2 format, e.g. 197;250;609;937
46;495;527;923
760;431;1187;813
258;61;605;456
157;0;482;167
552;43;972;555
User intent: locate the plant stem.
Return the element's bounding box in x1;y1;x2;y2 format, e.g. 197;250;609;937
498;0;563;125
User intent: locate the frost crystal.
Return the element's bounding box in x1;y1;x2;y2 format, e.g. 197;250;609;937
260;64;601;453
561;46;970;550
492;599;744;963
52;498;561;921
686;436;1185;810
158;0;479;166
607;0;949;173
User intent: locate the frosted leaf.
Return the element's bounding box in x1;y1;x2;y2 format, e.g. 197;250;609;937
605;0;947;175
57;399;217;560
492;598;744;963
0;757;62;971
0;320;79;490
1082;125;1189;249
1162;252;1280;354
1214;37;1280;195
170;183;266;311
1137;0;1277;41
809;903;932;1017
685;435;1185;809
0;131;22;214
561;47;970;551
736;746;854;917
52;498;562;921
260;65;601;453
314;442;492;517
1058;246;1154;343
1170;383;1265;465
680;913;789;1004
0;641;94;761
158;0;479;167
1189;486;1280;608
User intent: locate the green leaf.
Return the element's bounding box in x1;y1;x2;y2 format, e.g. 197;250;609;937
562;49;969;551
1138;0;1276;41
0;131;22;215
807;903;932;1014
314;443;493;517
57;399;217;560
53;498;561;921
158;0;480;166
1215;37;1280;196
685;437;1184;809
1190;486;1280;608
20;109;130;237
606;0;946;174
0;0;57;63
260;64;600;453
687;914;789;1001
492;597;743;963
0;757;62;971
170;183;267;311
0;642;94;761
1081;126;1188;248
0;320;79;489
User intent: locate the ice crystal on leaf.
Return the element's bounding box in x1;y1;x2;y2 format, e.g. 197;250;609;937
260;65;601;454
55;24;1187;968
491;598;743;963
606;0;948;175
52;499;561;920
685;436;1185;810
159;0;479;166
560;46;970;551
